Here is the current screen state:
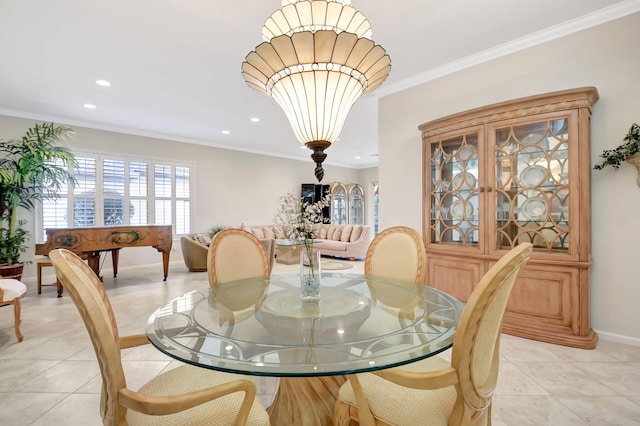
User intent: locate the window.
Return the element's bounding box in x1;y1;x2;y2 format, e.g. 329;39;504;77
38;153;193;241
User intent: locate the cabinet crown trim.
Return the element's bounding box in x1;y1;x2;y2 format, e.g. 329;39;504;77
419;86;599;138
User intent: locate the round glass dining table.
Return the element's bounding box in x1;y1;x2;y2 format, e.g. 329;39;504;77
146;273;463;425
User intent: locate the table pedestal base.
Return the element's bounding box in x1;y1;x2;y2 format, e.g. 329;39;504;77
267;375;346;426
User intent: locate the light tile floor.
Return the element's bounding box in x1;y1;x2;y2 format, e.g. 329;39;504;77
1;259;639;425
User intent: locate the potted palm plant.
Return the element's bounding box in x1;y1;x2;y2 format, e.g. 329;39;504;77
0;122;77;279
594;123;640;177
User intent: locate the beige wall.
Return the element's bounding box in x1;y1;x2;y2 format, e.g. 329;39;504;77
356;167;379;230
378;13;640;343
1;115;360;279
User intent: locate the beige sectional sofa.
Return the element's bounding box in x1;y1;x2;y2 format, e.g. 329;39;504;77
245;224;372;260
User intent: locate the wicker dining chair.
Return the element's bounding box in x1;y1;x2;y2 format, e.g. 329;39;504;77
207;229;270;287
365;226;427;284
334;242;533;426
48;248;270;426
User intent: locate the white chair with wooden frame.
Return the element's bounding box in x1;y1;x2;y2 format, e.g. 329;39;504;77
207;229;272;359
0;278;27;342
365;226;427;284
48;248;270;426
334;242;533;426
207;229;270;286
356;226;428;344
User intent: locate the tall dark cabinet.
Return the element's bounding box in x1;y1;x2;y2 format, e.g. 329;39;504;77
301;184;331;223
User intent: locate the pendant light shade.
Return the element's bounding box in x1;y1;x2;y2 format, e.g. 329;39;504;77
242;0;390;181
262;0;372;41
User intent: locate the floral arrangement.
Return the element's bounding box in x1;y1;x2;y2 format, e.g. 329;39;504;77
273;192;330;297
273;191;330;242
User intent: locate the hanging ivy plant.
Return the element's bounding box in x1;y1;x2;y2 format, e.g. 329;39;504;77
594;123;640;170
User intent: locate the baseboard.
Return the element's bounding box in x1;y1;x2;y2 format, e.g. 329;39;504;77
595;329;640;347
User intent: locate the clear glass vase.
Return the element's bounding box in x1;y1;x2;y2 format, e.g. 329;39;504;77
300;248;321;301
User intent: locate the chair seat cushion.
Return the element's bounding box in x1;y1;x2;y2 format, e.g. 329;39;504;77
338;356;456;426
0;279;27;301
126;364;270;426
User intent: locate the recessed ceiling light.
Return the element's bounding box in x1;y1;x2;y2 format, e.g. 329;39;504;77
95;80;111;87
221;130;230;135
250;117;260;122
355;156;361;160
83;103;96;109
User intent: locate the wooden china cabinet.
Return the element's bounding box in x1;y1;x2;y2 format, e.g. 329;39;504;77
420;87;598;348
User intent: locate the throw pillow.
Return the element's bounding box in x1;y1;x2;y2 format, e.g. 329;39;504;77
319;225;328;239
274;226;286;239
331;226;343;241
194;234;209;246
350;225;363;242
251;227;265;239
326;226;337;240
263;226;275;239
340;225;354;242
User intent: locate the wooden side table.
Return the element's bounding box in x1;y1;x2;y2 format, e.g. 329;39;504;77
36;257;63;297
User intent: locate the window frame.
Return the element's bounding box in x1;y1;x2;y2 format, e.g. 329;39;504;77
36;151;194;242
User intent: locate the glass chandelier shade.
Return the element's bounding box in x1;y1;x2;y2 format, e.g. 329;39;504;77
262;0;372;41
242;0;390;182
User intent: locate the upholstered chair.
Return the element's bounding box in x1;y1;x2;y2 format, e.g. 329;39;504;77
334;242;533;426
180;235;209;272
0;278;27;342
48;248;271;426
365;226;427;284
208;229;270;286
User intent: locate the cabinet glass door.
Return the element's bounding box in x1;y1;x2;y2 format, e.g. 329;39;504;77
492;116;570;252
348;185;364;224
428;131;480;248
331;184;347;224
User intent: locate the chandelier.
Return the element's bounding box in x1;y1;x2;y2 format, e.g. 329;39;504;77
242;0;391;181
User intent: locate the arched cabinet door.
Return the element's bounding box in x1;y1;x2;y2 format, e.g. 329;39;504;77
330;183;347;224
347;184;364;225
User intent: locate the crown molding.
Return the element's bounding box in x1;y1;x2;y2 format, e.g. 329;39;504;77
376;0;640;97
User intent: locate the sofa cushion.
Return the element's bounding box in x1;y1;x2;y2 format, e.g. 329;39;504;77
251;227;265;239
326;226;337;240
319;225;328;239
263;226;275;239
340;225;354;242
273;226;286;239
350;225;363;242
314;239;348;251
331;227;343;241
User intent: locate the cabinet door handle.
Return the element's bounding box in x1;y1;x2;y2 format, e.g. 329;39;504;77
479;186;484;192
487;186;493;192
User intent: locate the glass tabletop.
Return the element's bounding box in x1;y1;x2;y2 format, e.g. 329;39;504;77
146;273;464;377
274;239;310;247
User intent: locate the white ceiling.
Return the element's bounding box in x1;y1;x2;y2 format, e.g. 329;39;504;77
0;0;635;169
